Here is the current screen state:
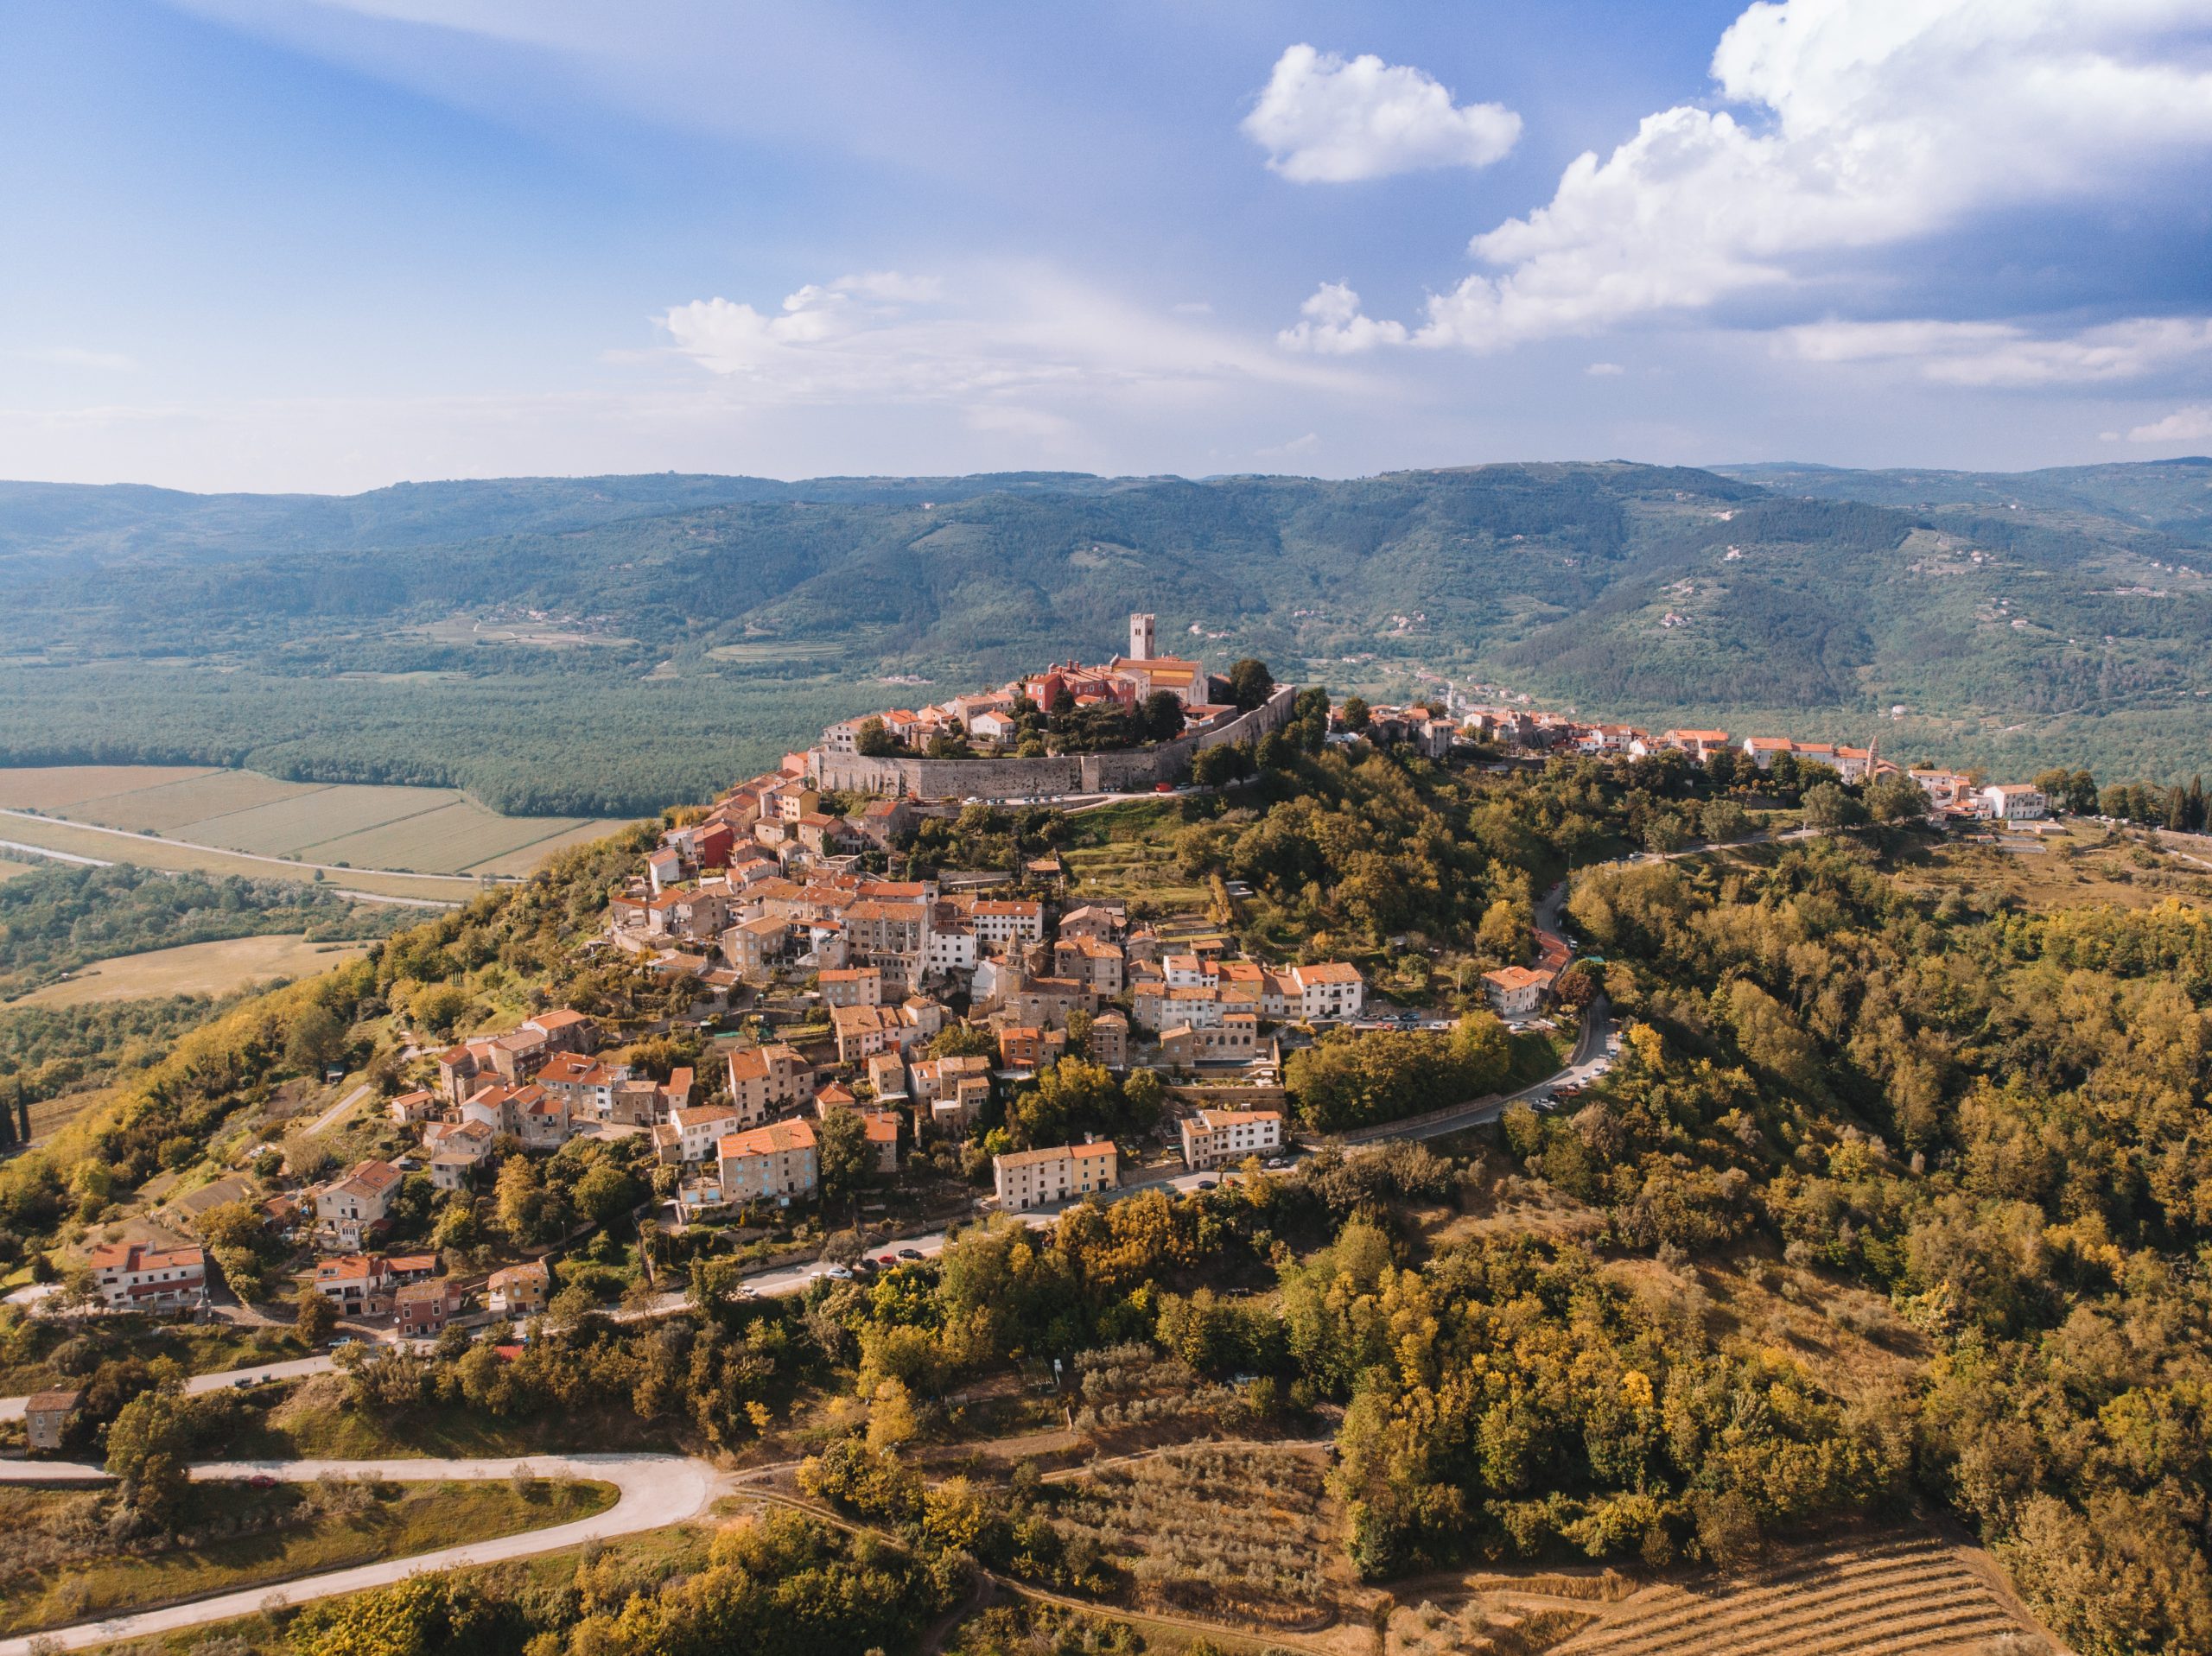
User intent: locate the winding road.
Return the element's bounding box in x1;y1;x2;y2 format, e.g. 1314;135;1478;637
0;1453;718;1655
0;883;1625;1648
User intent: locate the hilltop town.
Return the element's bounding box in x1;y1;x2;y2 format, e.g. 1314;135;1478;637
35;619;2096;1358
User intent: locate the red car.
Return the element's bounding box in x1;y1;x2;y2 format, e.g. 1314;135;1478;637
1154;782;1175;793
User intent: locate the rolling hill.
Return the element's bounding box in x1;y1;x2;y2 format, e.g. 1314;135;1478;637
3;458;2209;811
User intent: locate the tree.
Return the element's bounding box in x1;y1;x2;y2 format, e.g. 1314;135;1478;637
296;1282;339;1344
286;1004;346;1074
1226;658;1275;711
1011;1056;1122;1146
817;1107;875;1215
925;731;974;758
866;1377;918;1454
1139;690;1185;743
1192;742;1254;787
1801;782;1866;832
1340;695;1370;732
1121;1067;1166;1133
855;717;898;758
199;1199;280;1302
410;982;471;1040
1864;772;1931;823
1700;797;1751;843
928;1024;997;1060
573;1160;640;1228
105;1386;194;1520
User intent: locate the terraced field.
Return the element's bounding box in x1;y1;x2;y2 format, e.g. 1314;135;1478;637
0;765;632;884
1382;1531;2058;1656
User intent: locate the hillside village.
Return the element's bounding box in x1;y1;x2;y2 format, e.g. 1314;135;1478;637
27;622;2076;1351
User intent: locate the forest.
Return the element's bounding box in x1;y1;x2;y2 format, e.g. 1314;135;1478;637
6;457;2212;810
0;860;403;1001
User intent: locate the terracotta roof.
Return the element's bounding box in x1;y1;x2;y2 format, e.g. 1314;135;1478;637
719;1118;818;1159
1484;966;1553;992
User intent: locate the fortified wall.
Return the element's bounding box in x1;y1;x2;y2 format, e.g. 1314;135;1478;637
811;683;1299;799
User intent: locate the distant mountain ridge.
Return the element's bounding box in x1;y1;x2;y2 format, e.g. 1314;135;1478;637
1;458;2209;811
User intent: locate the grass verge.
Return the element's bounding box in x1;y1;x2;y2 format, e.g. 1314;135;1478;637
0;1475;615;1636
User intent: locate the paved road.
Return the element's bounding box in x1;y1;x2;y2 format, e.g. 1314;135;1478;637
0;1453;716;1655
302;1082;374;1138
0;1353;341;1424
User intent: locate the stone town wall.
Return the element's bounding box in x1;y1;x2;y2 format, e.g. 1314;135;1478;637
811;683;1299;800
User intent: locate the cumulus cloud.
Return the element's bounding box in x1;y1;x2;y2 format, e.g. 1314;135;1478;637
2128;406;2212;442
1290;0;2212;352
1242;44;1519;183
1275;282;1409;354
1779;316;2212;386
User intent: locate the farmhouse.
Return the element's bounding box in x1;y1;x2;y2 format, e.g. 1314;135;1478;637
87;1239;208;1311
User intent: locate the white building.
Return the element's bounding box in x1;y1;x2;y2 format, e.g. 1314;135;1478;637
1980;783;2049;822
1483;966;1554;1018
88;1241;207;1310
993;1140;1119;1212
1287;962;1364;1020
1179;1108;1283;1169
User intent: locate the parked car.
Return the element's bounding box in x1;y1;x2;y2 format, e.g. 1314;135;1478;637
899;1247;924;1260
1196;1179;1217;1190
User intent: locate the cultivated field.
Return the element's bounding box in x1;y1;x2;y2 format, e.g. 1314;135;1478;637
1379;1527;2060;1656
1048;1442;1339;1630
0;765;632;886
10;934;374;1007
0;856;31;881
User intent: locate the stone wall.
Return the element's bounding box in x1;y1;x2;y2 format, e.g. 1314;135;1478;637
811;683;1299;800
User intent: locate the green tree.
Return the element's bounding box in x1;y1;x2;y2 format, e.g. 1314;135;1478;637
1340;695;1371;732
1801;781;1866;831
855;716;898;758
1700;796;1752;842
105;1386;193;1520
1139;690;1185;742
1865;771;1930;823
817;1106;875;1215
296;1282;339;1344
286;1004;346;1074
573;1159;640;1227
1226;658;1276;711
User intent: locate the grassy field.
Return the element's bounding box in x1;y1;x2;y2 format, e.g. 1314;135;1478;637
0;1477;615;1637
0;856;31;881
0;764;633;898
9;934;374;1008
224;1372;677;1461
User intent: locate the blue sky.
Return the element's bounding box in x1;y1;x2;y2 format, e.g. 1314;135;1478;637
3;0;2210;492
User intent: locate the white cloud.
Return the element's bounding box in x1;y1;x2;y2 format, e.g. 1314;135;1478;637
1242;44;1519;183
1276;282;1408;354
1779;315;2212;386
1586;362;1625;377
662;265;1355;404
1296;0;2212;352
2128;406;2212;442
